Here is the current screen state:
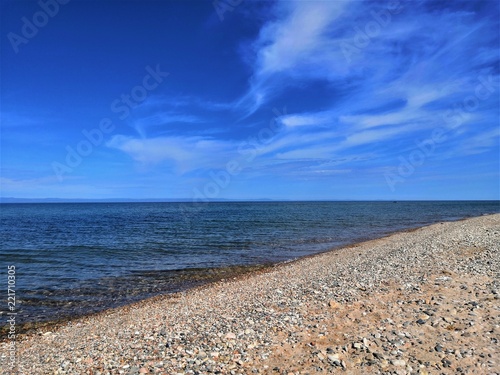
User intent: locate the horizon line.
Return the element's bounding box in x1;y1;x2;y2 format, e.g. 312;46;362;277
1;197;499;204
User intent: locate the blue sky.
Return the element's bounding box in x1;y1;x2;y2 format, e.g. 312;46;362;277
1;0;499;200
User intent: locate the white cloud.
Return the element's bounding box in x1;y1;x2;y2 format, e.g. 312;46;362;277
340;112;412;129
106;135;233;173
255;1;347;77
460;128;500;155
109;0;499;183
343;125;416;147
281;111;336;128
132;112;203;138
238;0;350;115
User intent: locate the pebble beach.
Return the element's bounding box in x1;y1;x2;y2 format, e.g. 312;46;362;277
2;213;499;375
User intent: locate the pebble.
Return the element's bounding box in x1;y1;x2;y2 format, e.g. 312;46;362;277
392;359;406;366
2;214;498;375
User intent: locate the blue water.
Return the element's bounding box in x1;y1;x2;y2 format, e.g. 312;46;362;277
0;201;498;325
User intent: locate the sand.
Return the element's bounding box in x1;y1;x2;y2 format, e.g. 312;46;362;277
1;214;499;375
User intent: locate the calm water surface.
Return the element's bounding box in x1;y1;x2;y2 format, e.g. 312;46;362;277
0;201;498;324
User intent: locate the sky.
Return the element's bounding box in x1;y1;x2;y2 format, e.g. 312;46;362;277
1;0;499;201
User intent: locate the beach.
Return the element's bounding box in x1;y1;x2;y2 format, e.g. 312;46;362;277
2;213;499;374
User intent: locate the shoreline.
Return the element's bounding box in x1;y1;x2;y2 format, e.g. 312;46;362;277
1;213;499;374
0;263;277;340
1;214;485;340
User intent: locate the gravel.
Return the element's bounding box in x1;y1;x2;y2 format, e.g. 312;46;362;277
1;214;499;375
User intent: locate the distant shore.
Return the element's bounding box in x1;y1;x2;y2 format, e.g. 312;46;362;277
2;214;499;374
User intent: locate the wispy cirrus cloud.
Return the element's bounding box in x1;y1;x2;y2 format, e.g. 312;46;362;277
106;134;234;173
131;111;204;138
253;1;348;77
3;0;498;200
102;0;498;197
236;0;351;116
280;111;336;128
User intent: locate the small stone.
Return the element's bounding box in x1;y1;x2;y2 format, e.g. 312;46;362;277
373;352;385;360
327;354;341;366
392;359;406;367
328;300;340;309
225;332;237;340
441;358;452;367
327;353;340;362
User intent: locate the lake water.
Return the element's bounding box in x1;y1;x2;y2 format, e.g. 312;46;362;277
1;201;498;325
